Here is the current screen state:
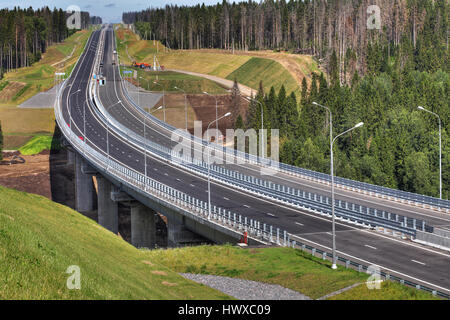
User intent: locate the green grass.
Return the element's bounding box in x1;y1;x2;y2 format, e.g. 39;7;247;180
0;186;232;299
226;57;300;96
18;135;59;155
124;68;227;94
329;281;441;300
1;29;91;104
145;245;440;300
0;81;9;92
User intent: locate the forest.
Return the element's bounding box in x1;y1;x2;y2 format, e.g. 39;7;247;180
126;0;448;198
0;7;96;78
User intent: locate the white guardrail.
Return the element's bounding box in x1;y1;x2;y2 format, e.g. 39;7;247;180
112;29;448;213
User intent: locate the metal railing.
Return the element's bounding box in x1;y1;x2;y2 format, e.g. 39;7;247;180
114;49;448;212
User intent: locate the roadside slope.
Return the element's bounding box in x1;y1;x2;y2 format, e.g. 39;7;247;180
0;186;231;299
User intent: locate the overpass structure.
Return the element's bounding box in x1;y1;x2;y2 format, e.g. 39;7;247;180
55;25;450;297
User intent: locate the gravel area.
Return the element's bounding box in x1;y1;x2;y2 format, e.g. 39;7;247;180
180;273;311;300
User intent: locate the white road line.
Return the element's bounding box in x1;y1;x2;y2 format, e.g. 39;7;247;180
411;260;426;266
295;222;304;226
364;244;377;250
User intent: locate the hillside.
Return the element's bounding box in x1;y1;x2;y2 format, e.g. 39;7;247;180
115;25;317;97
0;186;230;299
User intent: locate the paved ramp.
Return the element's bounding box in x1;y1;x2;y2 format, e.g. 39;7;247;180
18;86;57;109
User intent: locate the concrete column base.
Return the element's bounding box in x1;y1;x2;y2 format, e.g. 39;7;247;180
75;153;95;212
97;176;118;234
167;215;206;247
131;204;156;249
67;149;75;166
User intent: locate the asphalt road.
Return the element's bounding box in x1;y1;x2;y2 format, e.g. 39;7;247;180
96;28;450;228
61;25;450;294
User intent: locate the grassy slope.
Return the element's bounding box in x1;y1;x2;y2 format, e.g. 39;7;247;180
125;69;227;94
0;30;92;146
18;135;60;155
0;186;231;300
115;25;303;96
0;29;92;105
226;57;300;96
146;245;440;300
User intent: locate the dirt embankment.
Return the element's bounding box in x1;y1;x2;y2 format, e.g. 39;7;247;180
0;149;168;247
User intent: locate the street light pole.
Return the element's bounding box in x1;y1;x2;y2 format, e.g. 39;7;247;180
203;91;219;135
174;86;188;131
105;100;122;169
330;121;364;269
153;81;166;122
206;112;232;220
139;77;151;112
244;96;265;160
418;106;442;199
143;105;163;185
68;89;81;131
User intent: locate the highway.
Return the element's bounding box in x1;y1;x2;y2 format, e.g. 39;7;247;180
100;28;450;228
61;25;450;294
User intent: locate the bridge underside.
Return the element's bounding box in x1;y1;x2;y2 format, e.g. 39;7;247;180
70;148;256;248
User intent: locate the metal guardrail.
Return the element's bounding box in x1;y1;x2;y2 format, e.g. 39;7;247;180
114;44;449;212
284;237;450;299
92;60;430;237
56;29;449;300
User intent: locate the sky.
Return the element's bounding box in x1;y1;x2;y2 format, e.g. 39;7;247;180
0;0;225;23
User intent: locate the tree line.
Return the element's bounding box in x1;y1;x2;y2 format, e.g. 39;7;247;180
239;62;448;198
124;0;448;80
0;7;96;78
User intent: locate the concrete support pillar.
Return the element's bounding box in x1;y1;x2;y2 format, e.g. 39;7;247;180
75;153;95;212
131;204;156;249
67;149;75;165
97;176;118;234
167;215;202;247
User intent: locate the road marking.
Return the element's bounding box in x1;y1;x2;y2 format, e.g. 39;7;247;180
223;197;229;201
411;260;426;266
364;244;377;250
266;213;275;217
295;222;304;226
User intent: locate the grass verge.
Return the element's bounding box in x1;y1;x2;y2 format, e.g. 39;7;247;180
18;135;59;155
145;245;440;300
0;186;231;299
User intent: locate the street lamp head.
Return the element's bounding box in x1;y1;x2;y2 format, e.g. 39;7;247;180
355;122;364;128
418;106;425;110
174;86;178;89
312;101;318;105
224;112;231;117
203;91;209;95
156;106;163;110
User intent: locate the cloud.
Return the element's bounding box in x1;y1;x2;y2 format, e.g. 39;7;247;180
83;5;92;9
104;3;115;7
